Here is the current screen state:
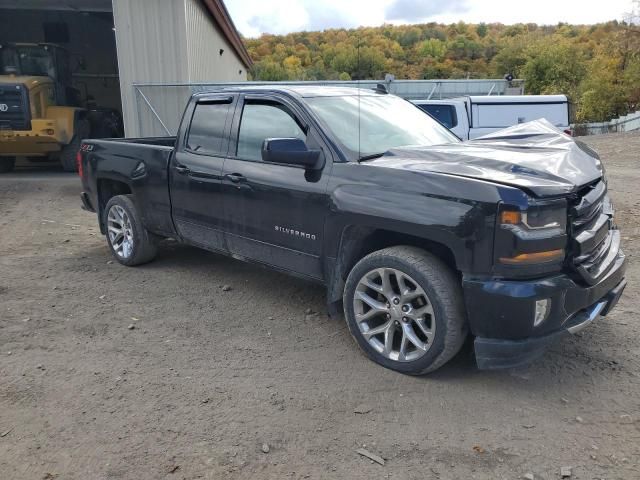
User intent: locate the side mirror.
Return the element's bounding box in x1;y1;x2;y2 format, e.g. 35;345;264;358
261;138;324;170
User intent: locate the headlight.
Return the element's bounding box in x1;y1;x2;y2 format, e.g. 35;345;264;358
500;205;566;231
496;203;567;267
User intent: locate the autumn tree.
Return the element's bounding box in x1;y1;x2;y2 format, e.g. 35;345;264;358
245;20;639;121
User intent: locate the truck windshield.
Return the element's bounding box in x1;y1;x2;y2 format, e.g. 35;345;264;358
306;94;459;159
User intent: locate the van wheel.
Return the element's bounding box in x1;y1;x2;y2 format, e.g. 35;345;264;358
0;157;16;173
60;118;90;172
104;195;158;266
343;246;467;375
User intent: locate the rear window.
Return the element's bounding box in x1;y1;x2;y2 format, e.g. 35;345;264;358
417;104;458;129
187;100;232;155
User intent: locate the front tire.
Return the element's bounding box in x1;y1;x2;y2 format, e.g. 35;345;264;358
0;157;16;173
104;195;158;266
343;246;467;375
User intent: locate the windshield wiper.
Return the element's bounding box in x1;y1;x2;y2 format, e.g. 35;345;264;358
358;152;386;162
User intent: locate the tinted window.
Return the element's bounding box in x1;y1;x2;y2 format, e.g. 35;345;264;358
187;101;231;155
418;104;458;129
237;102;306;161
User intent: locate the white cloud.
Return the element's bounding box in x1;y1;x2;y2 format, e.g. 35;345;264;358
226;0;391;37
429;0;632;25
225;0;633;37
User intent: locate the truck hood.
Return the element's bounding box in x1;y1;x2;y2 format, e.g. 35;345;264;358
366;119;603;197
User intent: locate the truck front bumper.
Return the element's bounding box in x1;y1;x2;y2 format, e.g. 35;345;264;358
463;250;627;369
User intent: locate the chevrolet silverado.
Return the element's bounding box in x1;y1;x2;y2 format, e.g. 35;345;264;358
78;86;627;374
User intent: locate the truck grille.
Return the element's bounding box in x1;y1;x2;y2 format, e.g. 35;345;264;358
569;179;618;285
0;83;31;130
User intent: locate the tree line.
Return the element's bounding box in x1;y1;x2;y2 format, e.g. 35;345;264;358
244;21;640;123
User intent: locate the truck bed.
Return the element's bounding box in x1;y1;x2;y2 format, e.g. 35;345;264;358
80;136;177;237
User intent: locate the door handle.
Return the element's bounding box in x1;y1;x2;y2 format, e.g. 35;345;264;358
175;164;191;175
225;173;245;183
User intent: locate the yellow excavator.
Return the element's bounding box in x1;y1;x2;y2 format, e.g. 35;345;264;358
0;43;122;172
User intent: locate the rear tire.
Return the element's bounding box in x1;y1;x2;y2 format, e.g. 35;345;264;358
103;194;158;266
60;118;90;172
0;157;16;173
343;246;467;375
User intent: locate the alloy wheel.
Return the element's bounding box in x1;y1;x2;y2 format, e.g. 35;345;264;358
107;204;134;259
353;267;436;362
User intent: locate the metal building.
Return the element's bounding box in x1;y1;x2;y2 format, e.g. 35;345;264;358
0;0;252;138
112;0;251;136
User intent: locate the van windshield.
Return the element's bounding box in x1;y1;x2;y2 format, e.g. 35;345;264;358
306;94;459;159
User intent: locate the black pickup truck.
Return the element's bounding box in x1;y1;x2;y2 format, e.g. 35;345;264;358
78;86;626;374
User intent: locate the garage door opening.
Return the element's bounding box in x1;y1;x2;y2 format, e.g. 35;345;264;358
0;0;123;171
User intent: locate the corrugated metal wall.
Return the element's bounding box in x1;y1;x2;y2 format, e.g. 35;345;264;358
184;0;248;82
113;0;247;137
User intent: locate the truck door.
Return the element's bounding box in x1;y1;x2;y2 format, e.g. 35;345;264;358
170;94;236;252
220;94;332;279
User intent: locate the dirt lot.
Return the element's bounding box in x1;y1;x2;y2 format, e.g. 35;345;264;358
1;133;639;480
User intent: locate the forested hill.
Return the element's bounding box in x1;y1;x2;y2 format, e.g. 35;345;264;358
244;21;640;122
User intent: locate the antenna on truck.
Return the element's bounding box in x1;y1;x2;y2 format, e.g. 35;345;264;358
357;33;361;162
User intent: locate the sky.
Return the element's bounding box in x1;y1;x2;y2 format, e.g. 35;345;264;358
225;0;636;37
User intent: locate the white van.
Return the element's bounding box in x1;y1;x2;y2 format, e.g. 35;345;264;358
412;95;571;140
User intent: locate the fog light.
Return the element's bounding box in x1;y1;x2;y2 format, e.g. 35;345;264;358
534;299;550;326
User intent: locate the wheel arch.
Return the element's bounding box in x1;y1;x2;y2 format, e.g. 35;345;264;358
325;224;462;312
96;177;133;234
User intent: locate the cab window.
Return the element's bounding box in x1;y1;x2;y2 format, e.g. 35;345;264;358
186;100;232;155
418;104;458;129
236;101;306;161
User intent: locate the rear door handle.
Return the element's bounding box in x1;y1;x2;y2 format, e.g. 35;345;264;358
175;164;191;175
225;173;245;183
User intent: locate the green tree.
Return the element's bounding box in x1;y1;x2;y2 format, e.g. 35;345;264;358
521;39;586;97
399;26;423;47
251;60;289;81
577;56;625;121
447;35;483;60
419;38;446;60
491;38;529;76
476;23;488;38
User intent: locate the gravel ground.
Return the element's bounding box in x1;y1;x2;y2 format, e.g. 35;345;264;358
1;133;639;480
